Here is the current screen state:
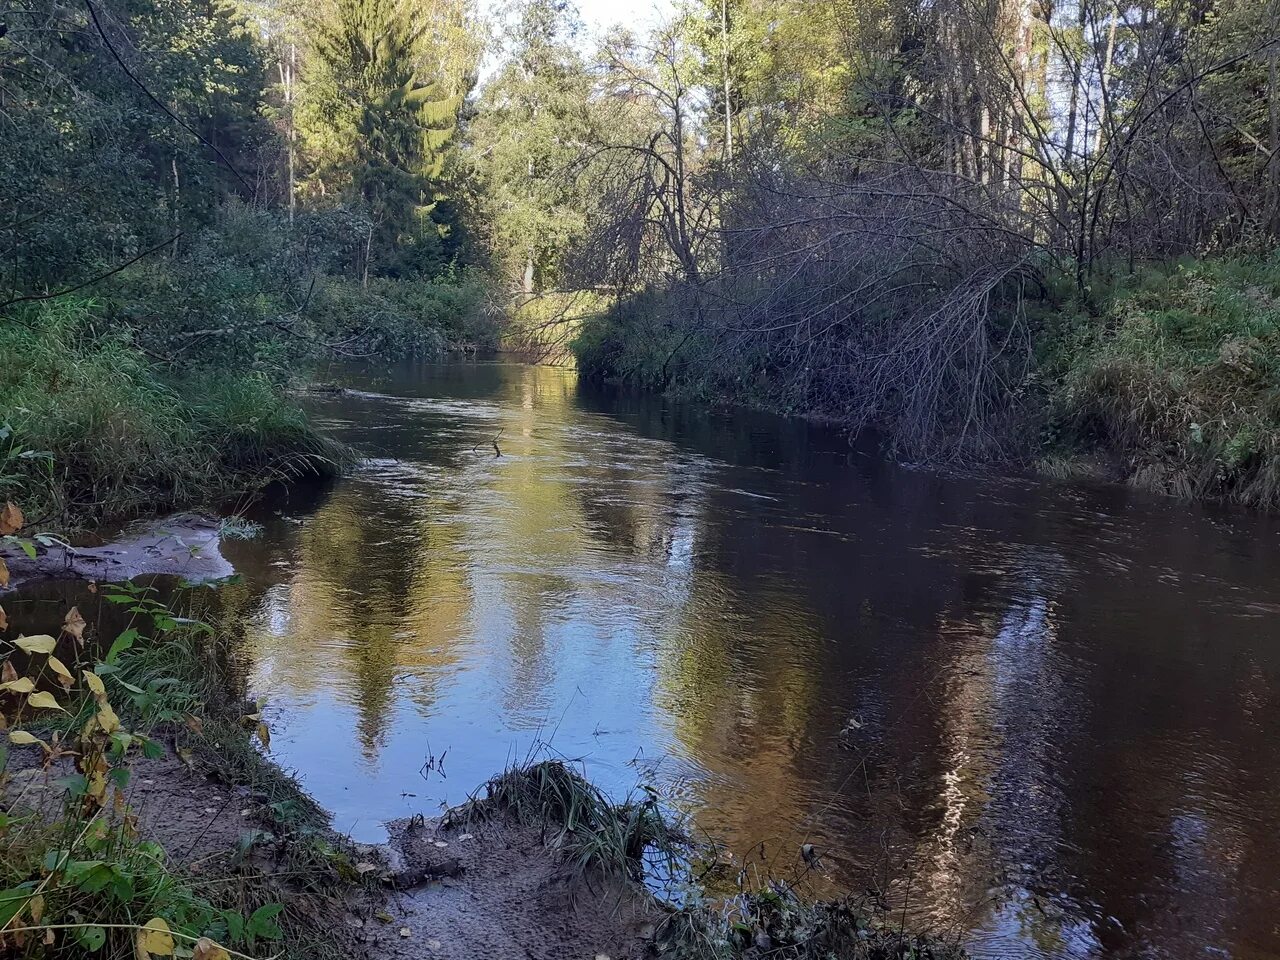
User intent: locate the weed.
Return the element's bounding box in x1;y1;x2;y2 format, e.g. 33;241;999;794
448;756;688;886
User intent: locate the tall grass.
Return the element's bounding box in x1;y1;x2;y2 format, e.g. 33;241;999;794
1044;252;1280;506
0;299;343;526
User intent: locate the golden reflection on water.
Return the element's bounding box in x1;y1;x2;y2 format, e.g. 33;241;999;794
210;361;1280;960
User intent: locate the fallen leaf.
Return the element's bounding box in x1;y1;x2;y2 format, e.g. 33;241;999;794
1;661;15;684
0;604;7;631
0;502;23;536
255;722;270;750
27;691;65;712
8;730;43;747
0;677;35;694
176;747;194;769
83;671;105;696
185;714;203;735
193;938;230;960
432;840;448;848
137;917;175;956
374;911;394;923
355;862;378;874
399;927;411;939
62;607;86;645
0;558;8;589
14;635;56;655
457;833;474;841
28;894;43;925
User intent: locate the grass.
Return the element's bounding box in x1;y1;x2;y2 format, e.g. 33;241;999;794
0;299;345;528
446;755;688;886
1042;252;1280;506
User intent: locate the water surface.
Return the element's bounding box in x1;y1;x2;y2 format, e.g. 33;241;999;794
220;360;1280;959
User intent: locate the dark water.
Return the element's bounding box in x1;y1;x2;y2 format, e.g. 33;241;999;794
218;360;1280;959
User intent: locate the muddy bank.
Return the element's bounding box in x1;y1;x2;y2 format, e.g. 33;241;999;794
0;515;233;593
4;743;659;960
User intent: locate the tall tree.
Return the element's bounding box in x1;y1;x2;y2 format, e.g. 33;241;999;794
467;0;592;293
297;0;464;278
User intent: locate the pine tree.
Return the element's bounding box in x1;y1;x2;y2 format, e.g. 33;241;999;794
299;0;462;278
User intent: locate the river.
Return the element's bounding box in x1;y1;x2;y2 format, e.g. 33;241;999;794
215;359;1280;959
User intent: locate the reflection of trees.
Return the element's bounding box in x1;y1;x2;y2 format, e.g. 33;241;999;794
219;361;1280;959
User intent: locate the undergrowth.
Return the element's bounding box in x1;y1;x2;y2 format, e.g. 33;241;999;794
0;299;345;527
1043;252;1280;506
0;555;358;960
447;756;688;886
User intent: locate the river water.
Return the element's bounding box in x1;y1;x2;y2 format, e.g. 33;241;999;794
217;360;1280;959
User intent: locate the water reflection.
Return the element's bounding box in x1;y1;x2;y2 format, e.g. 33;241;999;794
218;360;1280;960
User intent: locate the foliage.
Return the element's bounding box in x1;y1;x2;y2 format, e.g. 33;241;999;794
297;0;467;278
0;300;342;526
0;584;281;959
1043;253;1280;506
467;0;594;293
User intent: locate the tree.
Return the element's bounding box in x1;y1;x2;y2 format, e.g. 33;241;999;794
467;0;593;293
297;0;464;279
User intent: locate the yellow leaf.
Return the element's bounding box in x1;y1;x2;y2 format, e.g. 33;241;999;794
137;918;175;957
83;671;105;696
29;894;43;925
8;731;44;747
0;502;23;536
255;722;271;751
184;714;203;735
0;677;35;694
47;656;73;682
0;557;8;589
96;701;121;734
192;938;231;960
26;691;65;712
62;608;86;645
14;635;56;655
0;604;7;632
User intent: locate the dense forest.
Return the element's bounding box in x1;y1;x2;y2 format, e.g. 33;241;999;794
2;0;1280;521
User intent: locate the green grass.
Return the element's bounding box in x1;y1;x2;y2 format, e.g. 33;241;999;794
0;299;344;527
1043;252;1280;506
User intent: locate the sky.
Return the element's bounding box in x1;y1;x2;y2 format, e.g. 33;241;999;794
574;0;673;31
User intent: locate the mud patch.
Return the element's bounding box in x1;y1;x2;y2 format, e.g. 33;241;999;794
0;515;233;593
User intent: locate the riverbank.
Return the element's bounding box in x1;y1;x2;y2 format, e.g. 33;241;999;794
0;564;967;959
574;252;1280;511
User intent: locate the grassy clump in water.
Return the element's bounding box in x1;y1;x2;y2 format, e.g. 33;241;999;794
1043;252;1280;506
0;299;343;526
449;757;687;884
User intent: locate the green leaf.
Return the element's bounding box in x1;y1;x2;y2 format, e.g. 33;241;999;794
78;926;107;952
0;884;36;928
106;628;140;665
248;903;284;941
